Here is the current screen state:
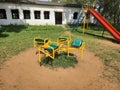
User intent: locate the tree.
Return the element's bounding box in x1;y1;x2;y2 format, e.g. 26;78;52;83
52;0;120;24
52;0;95;4
96;0;120;24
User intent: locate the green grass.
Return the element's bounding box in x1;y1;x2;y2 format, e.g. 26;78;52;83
67;24;120;81
0;25;64;64
0;24;120;81
41;53;78;68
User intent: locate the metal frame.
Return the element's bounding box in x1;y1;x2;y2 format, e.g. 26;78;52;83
34;36;85;63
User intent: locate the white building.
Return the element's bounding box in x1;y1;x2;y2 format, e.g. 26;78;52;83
0;0;82;25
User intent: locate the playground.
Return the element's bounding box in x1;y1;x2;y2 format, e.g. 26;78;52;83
0;1;120;90
0;25;120;90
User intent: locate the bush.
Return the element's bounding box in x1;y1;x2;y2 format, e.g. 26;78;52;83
0;25;4;34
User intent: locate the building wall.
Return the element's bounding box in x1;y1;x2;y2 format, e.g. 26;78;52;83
0;3;81;25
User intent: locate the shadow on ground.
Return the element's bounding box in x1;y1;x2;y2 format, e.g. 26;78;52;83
0;25;28;38
41;53;78;68
0;33;9;37
1;25;28;33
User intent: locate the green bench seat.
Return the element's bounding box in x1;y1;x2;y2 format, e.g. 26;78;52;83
71;39;82;47
44;44;58;52
35;38;48;44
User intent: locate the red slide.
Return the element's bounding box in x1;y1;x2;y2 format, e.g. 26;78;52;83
88;9;120;41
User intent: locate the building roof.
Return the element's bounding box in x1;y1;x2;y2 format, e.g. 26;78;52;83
0;0;82;8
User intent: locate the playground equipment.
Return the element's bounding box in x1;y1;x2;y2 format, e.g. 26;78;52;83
33;36;85;63
72;10;84;31
82;3;94;34
72;0;96;31
67;38;85;59
73;1;120;41
87;9;120;41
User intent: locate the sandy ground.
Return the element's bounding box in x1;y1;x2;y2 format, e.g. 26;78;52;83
0;48;119;90
99;39;120;48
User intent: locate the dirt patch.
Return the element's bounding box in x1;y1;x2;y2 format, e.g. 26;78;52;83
64;31;71;35
99;39;120;48
0;48;119;90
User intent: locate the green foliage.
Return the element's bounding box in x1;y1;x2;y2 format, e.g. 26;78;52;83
96;0;120;24
52;0;95;4
0;26;4;34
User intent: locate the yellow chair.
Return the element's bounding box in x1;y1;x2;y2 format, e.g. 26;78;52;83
57;35;71;53
33;37;49;48
67;39;85;59
37;39;60;63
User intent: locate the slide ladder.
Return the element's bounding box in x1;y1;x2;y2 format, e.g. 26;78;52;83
72;10;84;31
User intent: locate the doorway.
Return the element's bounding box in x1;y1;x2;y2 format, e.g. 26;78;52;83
55;12;62;24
